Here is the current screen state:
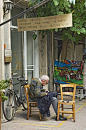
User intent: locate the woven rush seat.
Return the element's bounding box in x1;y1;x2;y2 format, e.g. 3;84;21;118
59;100;75;103
29;99;37;102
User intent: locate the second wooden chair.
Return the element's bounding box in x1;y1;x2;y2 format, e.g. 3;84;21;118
57;83;76;122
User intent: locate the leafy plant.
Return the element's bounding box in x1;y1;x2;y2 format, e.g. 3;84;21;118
32;32;37;40
0;79;10;101
28;0;86;43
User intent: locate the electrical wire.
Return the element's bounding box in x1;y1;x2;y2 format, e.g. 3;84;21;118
14;0;29;6
0;0;50;26
14;0;23;6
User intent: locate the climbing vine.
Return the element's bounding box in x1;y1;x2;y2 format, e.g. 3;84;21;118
29;0;86;42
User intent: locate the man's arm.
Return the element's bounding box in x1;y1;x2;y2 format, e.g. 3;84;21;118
30;79;48;98
34;82;47;97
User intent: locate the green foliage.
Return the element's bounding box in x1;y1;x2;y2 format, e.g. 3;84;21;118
0;79;10;101
53;0;59;6
29;0;86;42
32;33;37;40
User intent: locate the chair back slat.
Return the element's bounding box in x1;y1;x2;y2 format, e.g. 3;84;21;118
62;92;73;95
60;84;76;101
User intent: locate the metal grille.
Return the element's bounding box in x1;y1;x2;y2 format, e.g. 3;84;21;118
26;10;37;18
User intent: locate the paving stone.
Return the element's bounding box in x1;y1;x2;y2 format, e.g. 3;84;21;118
1;98;86;130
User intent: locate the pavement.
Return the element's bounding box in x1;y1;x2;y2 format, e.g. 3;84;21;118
1;96;86;130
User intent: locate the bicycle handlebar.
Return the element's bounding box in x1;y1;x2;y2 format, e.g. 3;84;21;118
10;76;28;82
9;77;28;87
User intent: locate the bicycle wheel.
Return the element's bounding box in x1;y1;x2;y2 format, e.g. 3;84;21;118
2;89;17;121
14;91;21;107
21;86;27;110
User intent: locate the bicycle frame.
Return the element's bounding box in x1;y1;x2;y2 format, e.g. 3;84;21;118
11;76;28;103
13;78;28;109
2;76;28;121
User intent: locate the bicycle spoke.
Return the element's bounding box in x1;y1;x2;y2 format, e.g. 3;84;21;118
2;90;16;121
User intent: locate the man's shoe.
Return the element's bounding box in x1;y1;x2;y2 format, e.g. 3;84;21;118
55;115;67;121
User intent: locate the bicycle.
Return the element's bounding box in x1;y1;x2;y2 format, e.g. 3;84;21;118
2;76;28;121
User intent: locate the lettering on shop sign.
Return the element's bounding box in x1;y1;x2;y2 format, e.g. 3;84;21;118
17;13;72;31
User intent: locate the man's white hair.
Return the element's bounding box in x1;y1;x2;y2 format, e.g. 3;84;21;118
40;75;49;81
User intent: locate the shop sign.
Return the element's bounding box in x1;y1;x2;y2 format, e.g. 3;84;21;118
17;13;72;31
4;49;12;63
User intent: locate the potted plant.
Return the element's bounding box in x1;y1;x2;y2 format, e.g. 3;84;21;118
0;79;10;101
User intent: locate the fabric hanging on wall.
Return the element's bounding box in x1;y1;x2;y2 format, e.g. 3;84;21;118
66;41;74;60
74;45;83;61
39;33;47;77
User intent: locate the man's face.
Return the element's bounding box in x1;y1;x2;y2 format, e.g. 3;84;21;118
47;80;49;84
41;80;47;86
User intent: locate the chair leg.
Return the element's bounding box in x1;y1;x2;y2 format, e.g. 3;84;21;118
62;104;64;117
72;105;73;119
27;104;29;120
30;104;31;116
39;111;41;120
73;103;75;122
57;103;60;121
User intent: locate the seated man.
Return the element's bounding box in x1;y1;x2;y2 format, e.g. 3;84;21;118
30;75;67;121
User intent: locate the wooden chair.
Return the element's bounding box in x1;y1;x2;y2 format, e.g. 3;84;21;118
24;84;41;120
57;83;76;122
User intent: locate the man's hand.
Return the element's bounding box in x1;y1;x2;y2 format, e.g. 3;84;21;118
45;90;49;92
46;93;47;95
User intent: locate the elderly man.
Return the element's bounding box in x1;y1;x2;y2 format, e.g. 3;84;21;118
30;75;67;121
